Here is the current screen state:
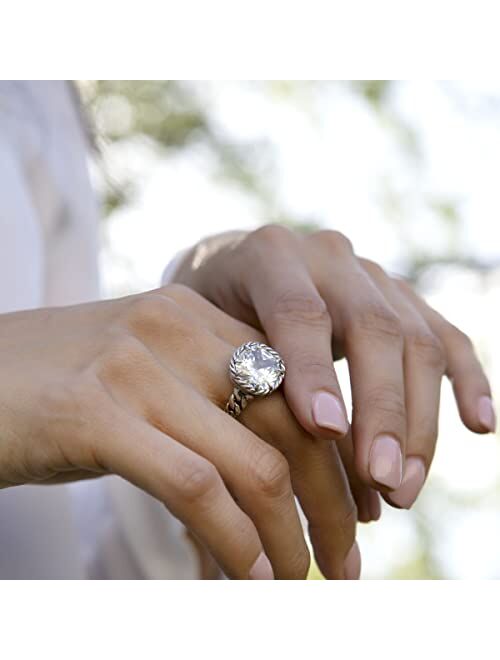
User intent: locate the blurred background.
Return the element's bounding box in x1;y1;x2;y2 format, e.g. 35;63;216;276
79;81;500;579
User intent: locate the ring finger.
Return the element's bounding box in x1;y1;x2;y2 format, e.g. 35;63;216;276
361;260;445;508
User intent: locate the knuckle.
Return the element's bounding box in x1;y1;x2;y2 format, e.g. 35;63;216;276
125;293;174;333
294;358;337;381
411;428;438;457
161;282;198;304
248;447;291;500
365;383;406;424
447;322;474;350
312;498;357;542
406;328;446;370
394;276;414;297
285;548;311;580
100;334;150;375
250;223;294;248
337;503;358;543
176;458;220;504
360;257;386;280
349;301;402;343
312;229;353;254
271;290;330;329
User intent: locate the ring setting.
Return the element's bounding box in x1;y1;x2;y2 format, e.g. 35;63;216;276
225;341;286;418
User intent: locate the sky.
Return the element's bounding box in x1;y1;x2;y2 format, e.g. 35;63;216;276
98;81;500;578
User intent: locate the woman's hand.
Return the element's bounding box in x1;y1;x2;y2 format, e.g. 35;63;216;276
173;226;495;512
0;285;360;579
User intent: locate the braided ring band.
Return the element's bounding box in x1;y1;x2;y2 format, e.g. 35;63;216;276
225;341;286;418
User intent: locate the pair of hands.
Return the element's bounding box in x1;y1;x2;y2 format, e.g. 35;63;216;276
0;226;493;579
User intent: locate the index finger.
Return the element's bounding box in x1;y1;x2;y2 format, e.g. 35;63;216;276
244;225;349;442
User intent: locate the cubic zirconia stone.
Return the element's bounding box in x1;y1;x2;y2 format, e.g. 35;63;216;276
233;344;284;392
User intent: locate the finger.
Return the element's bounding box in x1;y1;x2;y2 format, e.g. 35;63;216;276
277;433;361;579
362;261;444;509
157;382;309;580
291;456;362;578
396;279;496;435
100;330;310;580
336;431;382;522
94;411;271;580
228;380;361;579
200;347;364;575
317;250;406;492
243;226;349;441
37;470;103;485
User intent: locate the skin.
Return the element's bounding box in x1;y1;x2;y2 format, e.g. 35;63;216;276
0;226;493;579
173;225;496;515
0;284;359;580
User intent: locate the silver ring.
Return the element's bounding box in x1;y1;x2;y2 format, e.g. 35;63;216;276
225;341;286;418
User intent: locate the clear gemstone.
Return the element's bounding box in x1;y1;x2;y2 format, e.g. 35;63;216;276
234;344;284;392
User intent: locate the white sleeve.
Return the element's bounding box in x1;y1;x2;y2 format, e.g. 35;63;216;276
0;142;44;313
0;122;199;579
0;131;88;579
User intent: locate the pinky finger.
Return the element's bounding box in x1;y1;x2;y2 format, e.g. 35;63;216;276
440;322;496;434
396;280;496;434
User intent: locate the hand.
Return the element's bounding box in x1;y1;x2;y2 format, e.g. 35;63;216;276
0;285;359;579
173;226;495;512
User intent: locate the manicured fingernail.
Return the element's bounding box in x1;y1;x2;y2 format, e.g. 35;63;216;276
369;434;403;489
389;456;426;509
344;542;361;580
249;552;274;580
312;391;348;435
478;396;496;432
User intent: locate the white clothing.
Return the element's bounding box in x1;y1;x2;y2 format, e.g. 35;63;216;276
0;81;199;579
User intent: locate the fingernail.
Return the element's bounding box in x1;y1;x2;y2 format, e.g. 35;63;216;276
389;456;426;509
369;434;403;489
312;391;349;435
478;396;496;433
249;552;274;580
344;542;361;580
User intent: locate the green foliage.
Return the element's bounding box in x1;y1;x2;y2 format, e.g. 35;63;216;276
80;80;275;214
80;80;498;280
352;80;392;108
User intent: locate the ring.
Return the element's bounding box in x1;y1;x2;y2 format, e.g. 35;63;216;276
225;341;286;418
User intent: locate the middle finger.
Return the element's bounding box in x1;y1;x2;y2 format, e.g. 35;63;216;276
314;252;406;493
